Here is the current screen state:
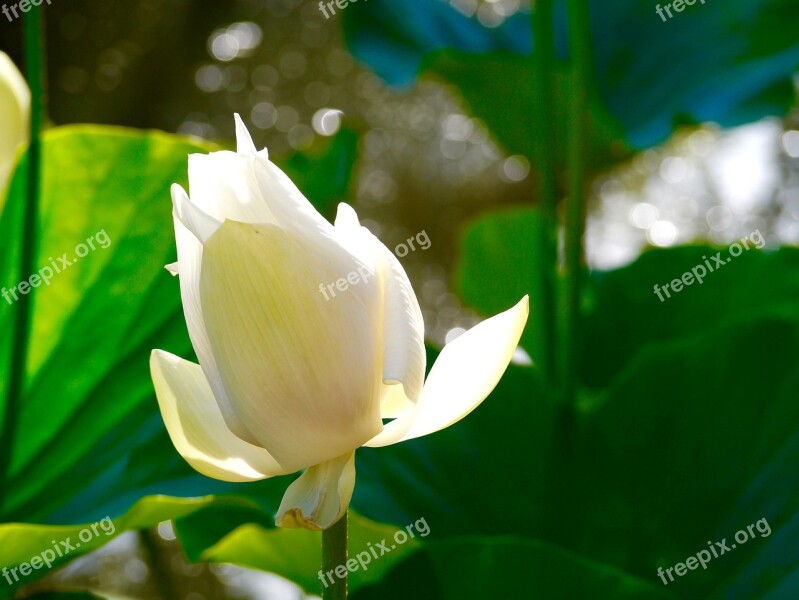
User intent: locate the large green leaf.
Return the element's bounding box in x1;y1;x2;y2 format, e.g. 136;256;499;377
351;537;678;599
0;126;210;523
582;246;799;387
562;316;799;598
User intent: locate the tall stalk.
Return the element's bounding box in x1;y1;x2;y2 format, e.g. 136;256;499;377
0;9;46;513
562;0;591;406
531;0;558;385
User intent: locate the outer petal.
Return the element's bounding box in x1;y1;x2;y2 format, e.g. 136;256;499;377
199;219;384;472
0;52;30;202
150;350;286;482
334;203;426;404
275;452;355;530
366;296;529;447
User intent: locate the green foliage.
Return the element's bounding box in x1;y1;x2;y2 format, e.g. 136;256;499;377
427;51;628;171
455;207;547;366
343;0;799;150
0;496;254;598
0;126;208;524
2;45;798;595
352;537;679;599
582;246;799;386
451;208;799;598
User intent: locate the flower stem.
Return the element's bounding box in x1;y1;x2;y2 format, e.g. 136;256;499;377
0;5;46;515
322;511;348;600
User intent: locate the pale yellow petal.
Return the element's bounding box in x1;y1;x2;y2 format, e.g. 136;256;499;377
334;203;426;405
0;51;30;203
366;296;529;447
150;350;286;482
275;452;355;530
379;383;415;419
171;207;260;446
199;219;384;471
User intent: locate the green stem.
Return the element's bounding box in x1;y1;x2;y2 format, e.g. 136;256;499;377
531;0;557;385
0;8;46;513
322;512;348;600
562;0;591;405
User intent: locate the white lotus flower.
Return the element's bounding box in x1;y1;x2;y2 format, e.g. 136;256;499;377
0;52;30;207
150;115;529;530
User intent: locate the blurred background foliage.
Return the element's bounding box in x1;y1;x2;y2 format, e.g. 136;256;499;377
1;0;799;598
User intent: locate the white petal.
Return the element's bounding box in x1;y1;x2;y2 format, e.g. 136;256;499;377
199;219;384;472
334;203;426;404
366;296;529;447
275;452;355;530
333;202;360;231
171;205;260;446
234;113;257;155
251;157;337;238
0;52;30;200
171;184;221;244
150;350;286;482
379;383;415;418
189;116;327;233
187;152;276;224
165;262;179;276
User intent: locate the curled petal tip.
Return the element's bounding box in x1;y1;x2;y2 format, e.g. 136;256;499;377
275;509;323;531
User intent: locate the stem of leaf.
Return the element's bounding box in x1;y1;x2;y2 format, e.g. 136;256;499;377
532;0;558;385
322;512;348;600
0;9;46;513
562;0;591;405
